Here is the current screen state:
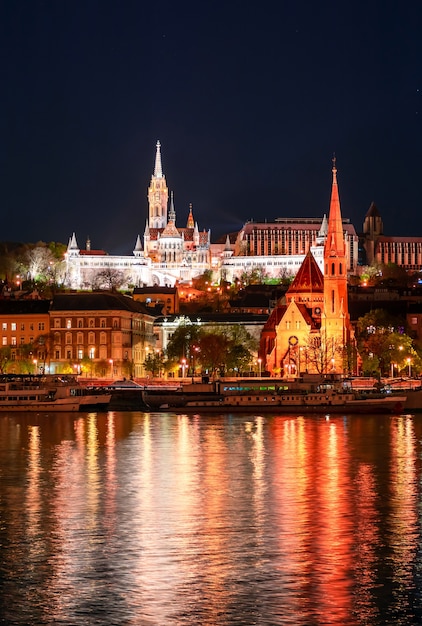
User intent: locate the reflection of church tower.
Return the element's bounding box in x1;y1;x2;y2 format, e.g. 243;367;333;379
321;159;352;373
148;140;169;229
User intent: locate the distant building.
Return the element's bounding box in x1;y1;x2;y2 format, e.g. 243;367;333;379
362;202;422;270
133;285;180;314
64;141;211;289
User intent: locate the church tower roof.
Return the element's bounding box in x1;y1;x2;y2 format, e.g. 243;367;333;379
365;201;380;218
161;192;181;238
324;157;346;258
187;203;195;228
154;140;163;178
287;250;324;296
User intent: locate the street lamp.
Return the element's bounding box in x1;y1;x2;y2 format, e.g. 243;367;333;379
109;358;114;380
181;358;187;378
407;357;411;378
258;358;262;377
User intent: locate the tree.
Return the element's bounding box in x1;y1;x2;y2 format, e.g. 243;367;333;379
143;352;165;377
356;309;416;376
0;347;12;374
165;319;201;364
92;268;126;291
197;332;230;377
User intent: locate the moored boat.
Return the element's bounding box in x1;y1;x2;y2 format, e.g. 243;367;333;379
142;378;406;414
0;374;111;412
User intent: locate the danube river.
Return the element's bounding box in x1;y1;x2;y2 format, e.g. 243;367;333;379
1;410;422;625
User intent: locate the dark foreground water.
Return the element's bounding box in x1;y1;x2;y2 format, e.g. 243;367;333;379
1;410;422;625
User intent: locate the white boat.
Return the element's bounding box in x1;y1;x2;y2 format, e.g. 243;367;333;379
0;374;111;412
142;378;407;414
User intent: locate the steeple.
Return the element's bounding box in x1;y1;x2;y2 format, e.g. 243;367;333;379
187;203;195;228
316;214;328;245
321;157;352;374
148;140;168;230
154;140;163;178
168;191;176;223
133;234;143;258
324;157;346;258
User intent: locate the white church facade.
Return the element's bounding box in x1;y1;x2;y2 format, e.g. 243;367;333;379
64;142;359;290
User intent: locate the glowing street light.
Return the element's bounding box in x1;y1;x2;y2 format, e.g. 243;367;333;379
258;357;262;377
181;358;187;378
407;357;411;378
109;358;114;379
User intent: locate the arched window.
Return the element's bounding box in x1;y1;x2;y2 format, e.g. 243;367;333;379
331;262;335;276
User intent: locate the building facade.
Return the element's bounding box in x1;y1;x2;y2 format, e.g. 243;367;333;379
362;202;422;270
0;294;157;378
64;142;364;291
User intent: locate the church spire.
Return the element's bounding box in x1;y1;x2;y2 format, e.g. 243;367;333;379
168;191;176;223
187;203;194;228
324;156;345;257
321;157;352;374
154;140;163;178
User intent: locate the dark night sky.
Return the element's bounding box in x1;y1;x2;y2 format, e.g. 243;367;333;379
1;1;421;254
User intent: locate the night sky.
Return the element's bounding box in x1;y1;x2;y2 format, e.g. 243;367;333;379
1;1;421;254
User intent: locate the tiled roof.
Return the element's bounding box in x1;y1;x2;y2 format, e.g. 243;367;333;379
51;293;152;315
0;300;50;314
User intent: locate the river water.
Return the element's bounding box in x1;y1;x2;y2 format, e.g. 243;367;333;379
1;410;422;625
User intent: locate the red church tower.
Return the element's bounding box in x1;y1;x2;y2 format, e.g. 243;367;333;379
321;158;353;373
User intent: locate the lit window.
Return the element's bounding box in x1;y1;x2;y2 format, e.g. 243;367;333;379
2;323;6;331
11;323;16;331
89;347;95;359
66;319;72;329
2;337;6;346
11;337;16;346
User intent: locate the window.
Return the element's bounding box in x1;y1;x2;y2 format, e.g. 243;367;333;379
55;350;60;359
78;349;83;360
100;332;107;344
77;333;83;344
20;323;25;331
88;332;95;344
11;323;16;331
20;337;25;345
101;319;106;328
65;333;72;344
78;319;83;328
89;319;95;328
67;350;72;360
89;347;95;359
2;337;6;346
38;322;45;331
54;319;60;328
66;319;72;329
11;337;16;346
30;324;34;331
2;323;6;331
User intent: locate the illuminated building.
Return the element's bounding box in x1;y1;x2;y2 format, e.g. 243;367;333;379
64;141;211;289
362;202;422;270
259;161;355;376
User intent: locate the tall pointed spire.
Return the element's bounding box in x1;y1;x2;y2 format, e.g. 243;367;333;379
321;157;352;374
168;191;176;223
154;140;163;178
324;156;345;258
187;203;194;228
